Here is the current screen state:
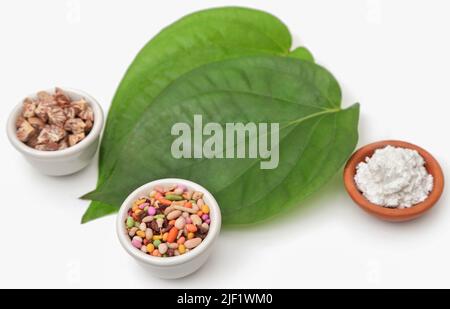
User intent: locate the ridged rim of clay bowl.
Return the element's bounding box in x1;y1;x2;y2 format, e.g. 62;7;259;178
344;140;444;222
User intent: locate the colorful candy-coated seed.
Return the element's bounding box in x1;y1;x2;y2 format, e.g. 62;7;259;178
158;243;168;254
131;239;142;249
139;202;149;210
205;219;211;224
146;243;154;252
177;236;186;244
167;227;179;243
128;227;138;237
153;239;161;247
135;198;146;206
201;214;209;221
167;210;182;220
178;244;186;254
126;217;135;228
185;238;202;249
185;217;192;224
152;249;160;256
168;242;178;249
136;230;145;238
190;214;202;226
145;228;153;240
162;232;169;241
185;224;197;233
200;223;209;233
165;194;183;201
201;205;210;214
142;216;153;223
147;206;156;216
139;222;146;231
175;217;186;230
187;232;194;240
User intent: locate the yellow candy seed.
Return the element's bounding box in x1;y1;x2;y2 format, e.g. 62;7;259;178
146;244;154;252
152;235;162;241
136;231;145;238
162;232;169;241
136;198;146;206
201;205;210;214
187;232;194;240
179;244;186;254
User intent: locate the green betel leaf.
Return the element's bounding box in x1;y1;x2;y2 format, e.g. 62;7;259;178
84;56;359;225
83;7;313;223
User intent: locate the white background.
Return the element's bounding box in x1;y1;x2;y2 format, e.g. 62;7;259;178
1;0;449;288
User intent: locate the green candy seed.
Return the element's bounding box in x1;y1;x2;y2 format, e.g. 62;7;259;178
154;214;165;219
153;239;161;247
165;194;183;201
126;217;134;228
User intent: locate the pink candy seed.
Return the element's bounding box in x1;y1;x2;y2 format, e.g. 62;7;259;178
205;219;211;224
131;239;142;249
185;217;192;224
201;214;209;220
147;206;156;216
139;202;149;210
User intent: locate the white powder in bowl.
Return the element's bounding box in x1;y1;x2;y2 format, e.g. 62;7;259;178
354;145;433;208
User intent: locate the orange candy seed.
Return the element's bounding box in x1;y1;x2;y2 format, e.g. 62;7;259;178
167;227;179;243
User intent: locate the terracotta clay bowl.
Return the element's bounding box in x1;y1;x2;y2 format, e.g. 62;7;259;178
344;140;444;222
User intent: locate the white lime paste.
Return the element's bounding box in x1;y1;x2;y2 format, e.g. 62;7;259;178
354;145;433;208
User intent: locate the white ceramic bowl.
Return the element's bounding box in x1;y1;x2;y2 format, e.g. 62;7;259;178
116;178;222;279
6;88;104;176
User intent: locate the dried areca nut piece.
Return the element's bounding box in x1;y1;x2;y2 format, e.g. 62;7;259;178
27;117;46;130
58;138;69;150
37;91;56;106
64;118;86;134
26;135;39;148
68;132;85;146
22;98;36;118
64;106;76;119
71;99;88;115
35;142;59;151
37;125;66;144
85;119;93;132
16;120;36;142
47;106;67;127
16;115;25;128
54;88;71;107
79;106;94;122
34;103;50;122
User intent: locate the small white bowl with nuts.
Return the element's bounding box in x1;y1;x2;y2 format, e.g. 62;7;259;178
6;87;104;176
